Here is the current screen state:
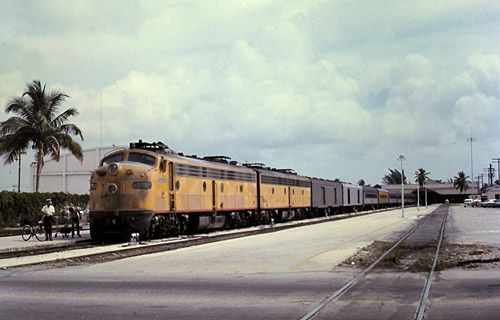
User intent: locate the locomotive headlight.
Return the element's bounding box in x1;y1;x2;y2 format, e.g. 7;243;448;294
107;183;118;194
108;163;119;175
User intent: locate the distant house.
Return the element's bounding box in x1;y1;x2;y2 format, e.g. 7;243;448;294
30;146;121;194
484;185;500;200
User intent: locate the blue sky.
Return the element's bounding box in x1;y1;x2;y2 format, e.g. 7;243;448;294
1;0;499;191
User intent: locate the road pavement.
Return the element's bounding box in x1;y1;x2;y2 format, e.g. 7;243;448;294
1;204;499;319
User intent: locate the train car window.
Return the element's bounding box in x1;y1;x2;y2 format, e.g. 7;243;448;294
175;180;180;190
203;181;207;192
102;153;124;165
272;187;274;194
128;153;156;166
221;183;224;193
284;188;286;195
240;185;243;193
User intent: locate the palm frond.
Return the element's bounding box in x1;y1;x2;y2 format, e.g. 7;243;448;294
51;108;79;128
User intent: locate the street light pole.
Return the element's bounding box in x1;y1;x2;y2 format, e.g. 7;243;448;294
417;183;420;211
399;154;406;218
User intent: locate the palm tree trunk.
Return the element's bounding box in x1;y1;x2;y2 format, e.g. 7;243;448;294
35;147;44;193
36;155;41;193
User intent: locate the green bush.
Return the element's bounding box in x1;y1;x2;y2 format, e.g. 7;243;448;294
0;191;89;227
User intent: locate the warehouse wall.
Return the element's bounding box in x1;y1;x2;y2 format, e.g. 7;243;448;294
30;146;121;194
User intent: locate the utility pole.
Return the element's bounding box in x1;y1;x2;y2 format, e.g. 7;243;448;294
493;158;500;182
479;174;484;188
484;165;494;186
475;175;482;189
468;135;474;185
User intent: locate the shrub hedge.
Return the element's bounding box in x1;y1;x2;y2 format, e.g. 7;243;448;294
0;191;89;227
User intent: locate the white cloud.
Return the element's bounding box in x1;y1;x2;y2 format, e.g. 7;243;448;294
1;1;499;189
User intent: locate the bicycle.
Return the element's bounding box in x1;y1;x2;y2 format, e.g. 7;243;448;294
21;222;45;241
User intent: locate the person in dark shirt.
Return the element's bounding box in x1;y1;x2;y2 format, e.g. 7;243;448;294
68;207;81;238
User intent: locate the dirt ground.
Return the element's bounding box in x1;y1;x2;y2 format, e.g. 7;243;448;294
341;240;500;272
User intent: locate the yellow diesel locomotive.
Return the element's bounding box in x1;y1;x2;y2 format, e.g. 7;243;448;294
89;141;311;240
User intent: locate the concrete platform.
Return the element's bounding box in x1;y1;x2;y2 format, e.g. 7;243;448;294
0;206;437;269
0;229;92;253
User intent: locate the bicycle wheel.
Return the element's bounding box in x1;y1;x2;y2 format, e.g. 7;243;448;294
34;225;45;241
22;225;32;241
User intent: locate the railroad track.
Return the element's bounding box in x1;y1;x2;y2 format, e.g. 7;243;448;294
300;205;448;320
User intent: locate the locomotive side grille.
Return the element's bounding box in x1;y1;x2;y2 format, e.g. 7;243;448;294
175;163;256;182
261;175;311;187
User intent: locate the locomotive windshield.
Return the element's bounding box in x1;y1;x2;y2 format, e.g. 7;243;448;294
102;153;124;165
100;152;156;166
128;152;156;166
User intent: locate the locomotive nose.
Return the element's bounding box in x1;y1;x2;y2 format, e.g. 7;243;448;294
107;183;119;194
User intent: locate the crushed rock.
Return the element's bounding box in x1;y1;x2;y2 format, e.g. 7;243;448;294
340;241;500;272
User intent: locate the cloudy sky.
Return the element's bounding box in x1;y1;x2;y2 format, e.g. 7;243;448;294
1;0;499;191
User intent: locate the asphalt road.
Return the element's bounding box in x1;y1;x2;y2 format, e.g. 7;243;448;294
1;205;499;320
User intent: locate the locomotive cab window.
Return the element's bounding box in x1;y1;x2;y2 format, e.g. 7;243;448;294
102;153;124;165
128;153;156;166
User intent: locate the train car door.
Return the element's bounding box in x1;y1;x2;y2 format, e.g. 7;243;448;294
168;162;176;212
155;158;169;211
211;180;218;223
288;185;292;207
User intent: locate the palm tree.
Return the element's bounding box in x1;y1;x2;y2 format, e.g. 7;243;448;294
414;168;430;187
414;168;430;207
0;80;84;192
453;171;469;194
382;168;407;184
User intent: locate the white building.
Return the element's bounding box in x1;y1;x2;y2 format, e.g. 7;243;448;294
30;146;121;194
484;185;500;200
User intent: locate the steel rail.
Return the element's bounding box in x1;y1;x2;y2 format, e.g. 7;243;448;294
300;221;422;320
415;207;448;320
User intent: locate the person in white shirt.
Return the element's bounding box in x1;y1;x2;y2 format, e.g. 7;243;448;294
41;199;55;241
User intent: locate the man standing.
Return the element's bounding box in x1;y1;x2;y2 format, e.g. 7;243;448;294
68;207;81;238
41;199;55;241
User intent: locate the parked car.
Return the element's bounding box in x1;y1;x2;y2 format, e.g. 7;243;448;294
494;199;500;208
464;199;474;207
481;199;496;208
